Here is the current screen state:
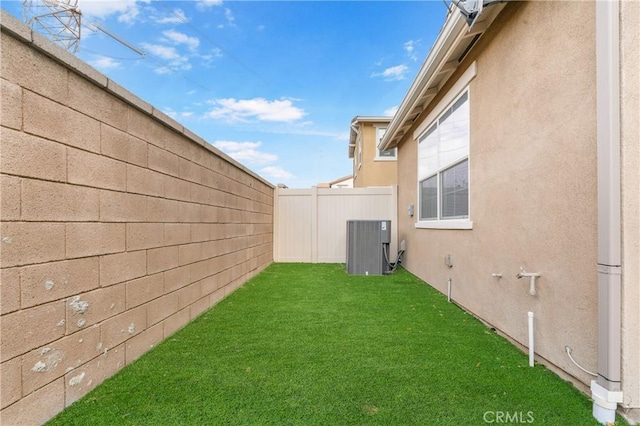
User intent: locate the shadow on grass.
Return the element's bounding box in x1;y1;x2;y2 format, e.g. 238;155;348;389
48;264;628;425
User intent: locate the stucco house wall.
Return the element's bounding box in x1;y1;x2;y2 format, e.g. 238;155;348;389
620;0;640;419
351;120;397;188
393;1;638;421
0;12;273;425
398;1;598;374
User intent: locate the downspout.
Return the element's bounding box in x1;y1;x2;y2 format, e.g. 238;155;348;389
592;1;624;424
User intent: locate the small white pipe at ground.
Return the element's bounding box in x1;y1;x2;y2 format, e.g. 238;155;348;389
447;279;451;302
528;311;534;367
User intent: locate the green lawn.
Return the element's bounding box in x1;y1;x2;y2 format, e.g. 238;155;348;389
48;264;627;425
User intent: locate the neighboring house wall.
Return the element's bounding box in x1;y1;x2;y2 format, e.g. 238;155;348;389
392;1;639;421
351;120;397;188
0;13;273;425
274;186;397;263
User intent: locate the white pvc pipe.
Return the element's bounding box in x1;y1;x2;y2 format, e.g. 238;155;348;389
528;312;534;367
447;279;451;302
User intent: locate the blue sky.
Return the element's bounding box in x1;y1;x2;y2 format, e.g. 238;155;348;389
3;0;448;188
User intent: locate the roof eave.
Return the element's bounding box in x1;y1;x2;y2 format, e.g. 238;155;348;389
349;116;392;158
379;2;507;151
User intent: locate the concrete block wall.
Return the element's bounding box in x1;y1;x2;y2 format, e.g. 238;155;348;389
0;12;273;425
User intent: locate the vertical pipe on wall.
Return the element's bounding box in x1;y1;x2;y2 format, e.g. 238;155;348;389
447;278;452;302
528;312;534;367
593;0;624;423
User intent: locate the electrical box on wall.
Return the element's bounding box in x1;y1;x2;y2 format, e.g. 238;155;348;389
346;220;391;275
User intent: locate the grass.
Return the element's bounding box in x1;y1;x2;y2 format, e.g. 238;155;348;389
48;264;628;425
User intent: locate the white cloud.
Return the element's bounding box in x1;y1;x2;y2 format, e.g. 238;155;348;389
384;105;399;116
154;66;173;75
232;151;278;164
141;43;182;60
215;7;235;28
196;0;223;11
153;9;187;24
372;64;409;81
213;141;278;165
79;0;141;23
89;56;122;70
162;30;200;51
224;8;236;27
404;39;420;61
214;141;261;151
205;98;306;123
163;108;193;119
198;49;222;68
260;166;294;180
141;42;191;72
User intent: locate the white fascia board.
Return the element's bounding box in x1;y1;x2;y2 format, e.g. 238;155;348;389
379;11;468;151
413;61;477;140
380;2;507;152
349;117;390;145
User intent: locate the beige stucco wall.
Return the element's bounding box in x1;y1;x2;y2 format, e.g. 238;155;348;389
0;12;273;424
353;122;397;188
620;0;640;421
398;0;602;391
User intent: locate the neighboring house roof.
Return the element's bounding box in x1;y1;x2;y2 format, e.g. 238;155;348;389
329;174;353;188
379;1;507;151
318;174;354;188
349;116;392;158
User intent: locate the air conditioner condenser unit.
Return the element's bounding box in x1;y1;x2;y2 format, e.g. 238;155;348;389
346;220;391;275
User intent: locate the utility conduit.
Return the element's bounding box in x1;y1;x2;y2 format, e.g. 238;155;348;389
528;312;534;367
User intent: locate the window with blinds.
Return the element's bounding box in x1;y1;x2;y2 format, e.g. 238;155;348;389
417;90;469;221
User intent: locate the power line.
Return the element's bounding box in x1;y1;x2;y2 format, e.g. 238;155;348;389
90;21;145;55
84;20;214;93
154;0;270;87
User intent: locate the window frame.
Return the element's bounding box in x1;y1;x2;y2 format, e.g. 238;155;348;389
414;62;476;230
357;137;362;170
374;126;397;161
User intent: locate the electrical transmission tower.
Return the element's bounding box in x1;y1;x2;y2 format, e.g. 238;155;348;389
23;0;81;53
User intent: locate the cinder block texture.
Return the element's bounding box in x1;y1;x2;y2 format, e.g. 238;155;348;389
1;128;67;182
1;301;67;362
23;91;101;153
21;325;102;396
0;268;20;314
1;357;22;409
101;124;148;168
64;344;125;406
1;222;66;268
1;78;22;130
1;13;273;425
20;257;100;308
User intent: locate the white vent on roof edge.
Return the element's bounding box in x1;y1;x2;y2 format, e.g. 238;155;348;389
451;0;484;27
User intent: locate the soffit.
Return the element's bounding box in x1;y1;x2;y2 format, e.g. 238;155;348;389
349;116;392;158
380;2;507;151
